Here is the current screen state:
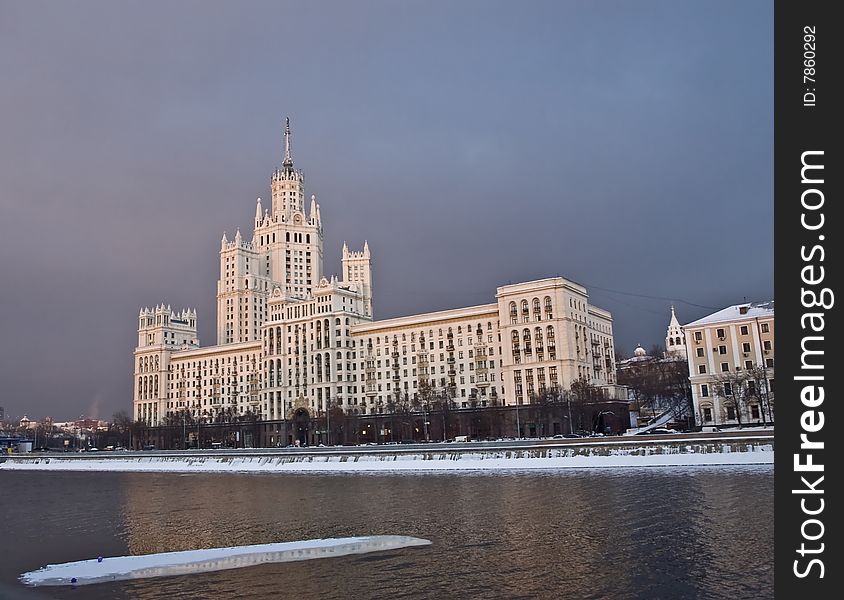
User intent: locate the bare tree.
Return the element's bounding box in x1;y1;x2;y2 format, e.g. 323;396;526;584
711;370;750;427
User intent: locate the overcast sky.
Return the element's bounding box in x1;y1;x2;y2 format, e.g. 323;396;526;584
0;0;772;421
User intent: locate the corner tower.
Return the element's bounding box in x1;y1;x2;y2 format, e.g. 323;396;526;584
342;240;373;317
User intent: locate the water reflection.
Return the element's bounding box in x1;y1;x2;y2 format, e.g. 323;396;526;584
1;468;773;600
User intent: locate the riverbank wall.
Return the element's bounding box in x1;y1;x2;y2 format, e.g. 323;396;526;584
0;435;773;473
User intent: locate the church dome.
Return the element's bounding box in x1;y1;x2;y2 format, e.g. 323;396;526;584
633;345;647;357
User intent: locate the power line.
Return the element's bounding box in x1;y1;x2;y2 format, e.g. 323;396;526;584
579;282;718;310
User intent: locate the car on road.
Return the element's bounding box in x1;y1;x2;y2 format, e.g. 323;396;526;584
649;428;678;435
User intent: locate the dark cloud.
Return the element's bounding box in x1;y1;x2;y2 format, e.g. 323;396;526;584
0;0;772;421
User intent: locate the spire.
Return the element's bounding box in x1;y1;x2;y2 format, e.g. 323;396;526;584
255;198;263;223
669;304;680;327
363;240;370;256
282;117;293;168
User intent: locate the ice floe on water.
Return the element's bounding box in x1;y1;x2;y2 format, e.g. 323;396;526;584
20;536;431;587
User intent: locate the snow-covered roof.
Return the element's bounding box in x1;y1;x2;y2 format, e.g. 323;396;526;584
684;301;774;328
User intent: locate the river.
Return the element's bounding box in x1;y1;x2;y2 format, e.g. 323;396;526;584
0;467;773;599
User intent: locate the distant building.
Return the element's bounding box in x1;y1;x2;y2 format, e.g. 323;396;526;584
0;405;4;422
665;305;687;358
133;120;624;435
683;302;774;426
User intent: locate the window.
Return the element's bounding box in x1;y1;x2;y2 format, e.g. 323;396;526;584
694;331;703;342
740;325;749;335
723;382;733;396
742;342;751;353
751;405;760;419
719;345;727;355
726;406;736;420
766;358;774;368
696;348;705;357
761;323;770;333
701;384;709;397
763;340;772;351
721;362;729;372
698;364;707;374
745;360;753;370
703;407;713;423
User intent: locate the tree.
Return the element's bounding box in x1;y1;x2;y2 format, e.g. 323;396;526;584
567;380;605;434
742;366;774;426
110;411;133;448
711;370;750;427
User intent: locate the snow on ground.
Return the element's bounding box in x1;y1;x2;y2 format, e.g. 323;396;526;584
2;444;773;473
21;536;431;587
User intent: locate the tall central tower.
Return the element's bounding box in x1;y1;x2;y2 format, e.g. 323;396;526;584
217;118;325;344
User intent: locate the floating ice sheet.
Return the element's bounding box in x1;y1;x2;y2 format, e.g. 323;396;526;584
21;536;431;587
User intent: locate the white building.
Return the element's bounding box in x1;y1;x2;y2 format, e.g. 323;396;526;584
683;302;775;426
665;305;686;358
133;121;622;426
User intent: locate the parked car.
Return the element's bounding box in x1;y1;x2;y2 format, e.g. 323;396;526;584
649;428;678;435
142;444;156;451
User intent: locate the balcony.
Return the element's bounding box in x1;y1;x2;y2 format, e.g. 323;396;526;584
446;356;456;365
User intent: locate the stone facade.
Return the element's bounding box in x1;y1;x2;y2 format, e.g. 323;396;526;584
133;121;621;426
683;302;775;426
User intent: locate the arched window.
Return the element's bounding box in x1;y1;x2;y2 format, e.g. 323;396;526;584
533;298;541;314
547;326;555;342
511;330;520;346
521;300;529;315
676;337;681;345
669;338;675;346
